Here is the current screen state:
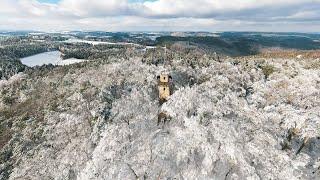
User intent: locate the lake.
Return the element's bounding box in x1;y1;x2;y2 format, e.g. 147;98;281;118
20;51;86;67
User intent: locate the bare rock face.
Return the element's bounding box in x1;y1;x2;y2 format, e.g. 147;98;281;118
0;54;319;180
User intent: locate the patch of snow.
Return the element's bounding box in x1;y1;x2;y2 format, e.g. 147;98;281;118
56;58;87;66
64;38;140;46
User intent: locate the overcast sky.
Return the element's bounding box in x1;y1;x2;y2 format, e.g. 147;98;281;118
0;0;319;32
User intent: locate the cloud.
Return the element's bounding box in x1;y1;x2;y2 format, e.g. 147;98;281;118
0;0;319;31
142;0;320;20
58;0;136;17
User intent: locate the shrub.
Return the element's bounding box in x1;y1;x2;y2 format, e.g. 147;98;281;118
2;96;15;105
261;64;276;79
305;60;320;70
0;125;11;149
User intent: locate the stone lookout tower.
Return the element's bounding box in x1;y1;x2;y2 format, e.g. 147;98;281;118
157;73;172;104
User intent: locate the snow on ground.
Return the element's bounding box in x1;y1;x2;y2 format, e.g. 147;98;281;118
56;58;87;66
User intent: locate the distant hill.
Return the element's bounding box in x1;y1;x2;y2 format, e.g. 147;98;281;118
155;32;320;57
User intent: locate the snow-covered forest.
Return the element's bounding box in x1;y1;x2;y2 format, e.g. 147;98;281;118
1;45;319;179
